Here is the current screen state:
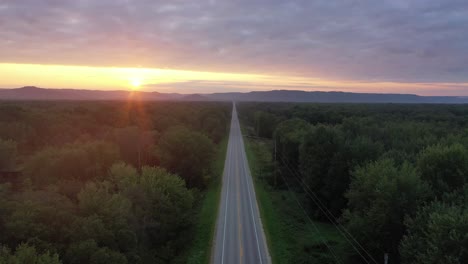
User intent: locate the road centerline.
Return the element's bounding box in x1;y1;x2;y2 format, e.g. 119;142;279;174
236;147;244;263
213;103;271;264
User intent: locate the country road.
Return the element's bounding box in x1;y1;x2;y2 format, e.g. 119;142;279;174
212;103;271;264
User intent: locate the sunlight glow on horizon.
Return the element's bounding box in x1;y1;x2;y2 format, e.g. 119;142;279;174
130;78;142;90
0;63;267;91
0;63;467;96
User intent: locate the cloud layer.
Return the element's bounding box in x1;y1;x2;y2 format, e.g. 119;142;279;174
1;0;468;84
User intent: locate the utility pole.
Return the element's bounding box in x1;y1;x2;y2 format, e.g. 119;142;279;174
274;136;277;186
256;118;260;137
384;253;388;264
138;138;141;170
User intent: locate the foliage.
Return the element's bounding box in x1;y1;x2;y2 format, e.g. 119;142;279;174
400;188;468;264
245;136;345;264
254;111;280;138
274;118;310;182
300;125;349;216
238;102;468;263
0;244;62;264
23;141;120;186
112;126;158;168
0;139;17;171
417;144;468;195
0;101;230;264
3;190;76;252
198;108;228;143
157;126;215;188
186;137;228;264
342;159;430;262
115;165;195;245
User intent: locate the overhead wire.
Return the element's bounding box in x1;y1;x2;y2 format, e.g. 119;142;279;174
277;153;379;264
277;157;344;264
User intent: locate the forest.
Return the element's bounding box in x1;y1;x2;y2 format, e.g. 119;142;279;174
239;103;468;264
0;101;230;264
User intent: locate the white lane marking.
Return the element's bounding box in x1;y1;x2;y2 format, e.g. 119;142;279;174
235;115;264;264
221;120;234;264
242;145;264;263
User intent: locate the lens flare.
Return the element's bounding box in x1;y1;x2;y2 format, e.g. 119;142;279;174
130;79;142;90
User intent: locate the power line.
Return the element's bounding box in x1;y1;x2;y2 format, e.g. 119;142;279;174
278;154;379;264
280;153;384;261
278;166;343;264
246;134;380;263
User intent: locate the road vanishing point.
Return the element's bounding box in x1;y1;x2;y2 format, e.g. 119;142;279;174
212;103;271;264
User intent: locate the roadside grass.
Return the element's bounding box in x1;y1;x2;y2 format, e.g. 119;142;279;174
185;136;228;264
244;137;346;264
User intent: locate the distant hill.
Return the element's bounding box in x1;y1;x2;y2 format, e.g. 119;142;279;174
0;86;182;101
180;94;211;101
205;90;468;103
0;87;467;104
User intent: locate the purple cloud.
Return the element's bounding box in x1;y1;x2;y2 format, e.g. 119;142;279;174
1;0;468;83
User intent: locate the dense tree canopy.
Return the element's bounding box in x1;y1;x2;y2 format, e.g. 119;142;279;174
0;244;62;264
23;141;120;186
254;111;279;138
0;101;229;264
238;102;468;264
0;139;17;171
300;125;349;216
343;159;430;262
157;126;215;188
274;118;310;173
417;144;468;195
400;199;468;264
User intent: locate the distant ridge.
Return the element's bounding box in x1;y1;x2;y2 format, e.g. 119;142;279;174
207;90;468;103
0;86;182;101
180;94;211;101
0;87;467;104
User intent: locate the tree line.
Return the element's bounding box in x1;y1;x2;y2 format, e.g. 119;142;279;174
239;103;468;264
0;101;230;263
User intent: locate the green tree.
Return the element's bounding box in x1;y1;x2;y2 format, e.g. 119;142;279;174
347;136;384;167
75;181;134;251
0;244;62;264
156;126;215;188
400;189;468;264
342;159;430;263
112;164;194;240
299;125;349;216
0;183;11;244
23;141;119;186
64;240;99;264
0;139;17;171
112;127;157;168
274;118;311;172
254;111;279;138
109;163;194;260
199;108;228;143
417;144;468;195
89;247;127;264
4;190;75;253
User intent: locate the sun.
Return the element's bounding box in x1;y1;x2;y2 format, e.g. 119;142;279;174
130;79;142;90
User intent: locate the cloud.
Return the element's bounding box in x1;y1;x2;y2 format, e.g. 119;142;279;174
1;0;468;83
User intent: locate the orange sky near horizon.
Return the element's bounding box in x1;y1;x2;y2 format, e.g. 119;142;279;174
1;63;467;96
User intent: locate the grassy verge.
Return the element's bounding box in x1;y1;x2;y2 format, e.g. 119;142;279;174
244;138;289;263
185;137;228;264
244;137;346;264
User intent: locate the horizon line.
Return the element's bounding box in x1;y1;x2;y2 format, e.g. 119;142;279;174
1;86;467;97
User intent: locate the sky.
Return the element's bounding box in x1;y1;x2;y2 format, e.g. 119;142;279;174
1;0;468;95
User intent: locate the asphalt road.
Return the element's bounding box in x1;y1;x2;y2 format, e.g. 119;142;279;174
212;103;271;264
